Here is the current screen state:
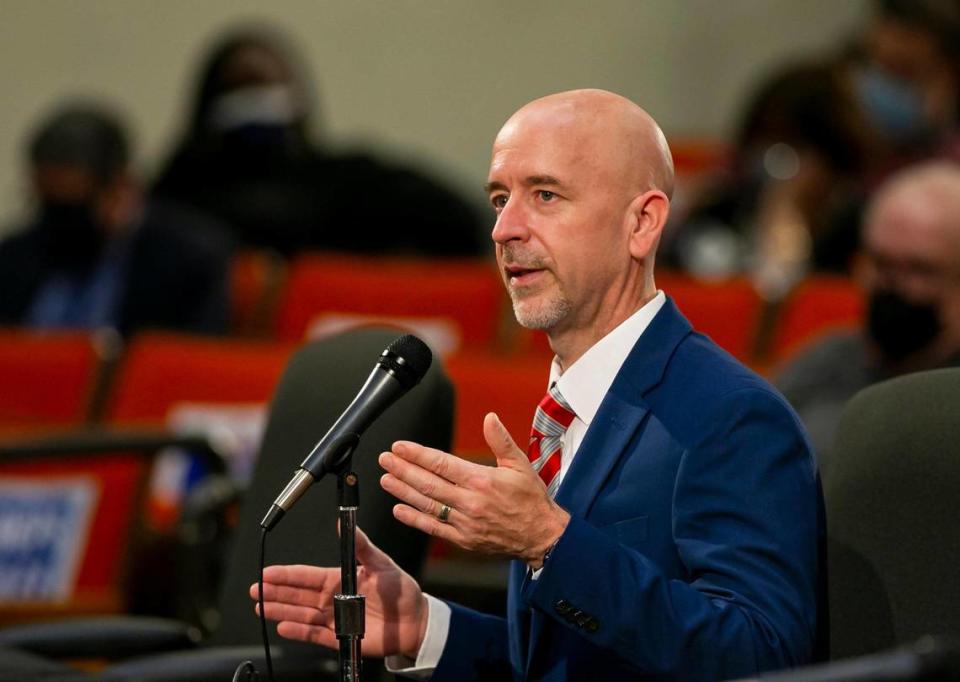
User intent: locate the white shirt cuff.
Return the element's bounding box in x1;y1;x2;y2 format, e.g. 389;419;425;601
384;593;451;678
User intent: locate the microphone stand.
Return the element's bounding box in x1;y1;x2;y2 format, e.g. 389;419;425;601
334;462;364;682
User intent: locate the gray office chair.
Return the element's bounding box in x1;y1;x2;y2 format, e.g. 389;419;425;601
824;367;960;661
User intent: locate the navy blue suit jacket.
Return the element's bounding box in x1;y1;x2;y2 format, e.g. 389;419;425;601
433;298;825;681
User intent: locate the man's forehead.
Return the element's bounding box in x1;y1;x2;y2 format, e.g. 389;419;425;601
494;99;605;148
487;140;594;191
490;114;607;176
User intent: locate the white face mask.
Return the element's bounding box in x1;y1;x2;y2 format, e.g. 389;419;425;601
208;84;301;132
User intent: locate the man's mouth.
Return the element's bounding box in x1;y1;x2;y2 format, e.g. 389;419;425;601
504;264;545;287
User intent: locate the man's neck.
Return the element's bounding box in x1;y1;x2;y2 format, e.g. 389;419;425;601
550;288;659;371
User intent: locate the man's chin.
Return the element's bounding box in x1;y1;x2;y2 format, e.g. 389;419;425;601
511;298;571;331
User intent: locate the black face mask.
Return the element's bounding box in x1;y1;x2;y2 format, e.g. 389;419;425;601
222;123;292;149
866;288;942;361
37;200;106;272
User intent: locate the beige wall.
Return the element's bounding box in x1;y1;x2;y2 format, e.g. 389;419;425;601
0;0;868;234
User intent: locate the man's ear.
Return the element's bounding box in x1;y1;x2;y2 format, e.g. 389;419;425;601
627;189;669;260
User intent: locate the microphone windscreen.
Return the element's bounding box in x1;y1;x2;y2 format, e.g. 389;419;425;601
380;334;432;389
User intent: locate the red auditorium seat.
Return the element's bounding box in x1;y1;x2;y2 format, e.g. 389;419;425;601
103;332;296;531
770;276;864;363
445;351;547;464
274;253;506;353
656;271;763;362
0;329;114;433
105;332;295;426
670;138;729;178
229;249;286;337
0;333;297;620
0;450;148;622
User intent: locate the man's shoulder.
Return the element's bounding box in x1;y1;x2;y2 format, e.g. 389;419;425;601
645;331;804;448
669;330;776;397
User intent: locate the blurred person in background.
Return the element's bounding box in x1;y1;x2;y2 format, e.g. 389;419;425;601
847;0;960;170
0;102;233;336
776;160;960;470
152;24;487;257
660;61;873;300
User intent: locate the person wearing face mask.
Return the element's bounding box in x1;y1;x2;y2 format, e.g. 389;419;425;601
660;60;873;291
152;25;486;257
848;0;960;164
0;102;233;337
775;160;960;473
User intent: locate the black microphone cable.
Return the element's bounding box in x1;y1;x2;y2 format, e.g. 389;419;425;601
233;527;274;682
258;527;275;682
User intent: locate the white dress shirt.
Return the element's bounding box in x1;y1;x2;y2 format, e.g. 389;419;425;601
387;291;667;677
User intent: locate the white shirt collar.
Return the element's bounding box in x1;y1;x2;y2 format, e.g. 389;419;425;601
548;291;666;427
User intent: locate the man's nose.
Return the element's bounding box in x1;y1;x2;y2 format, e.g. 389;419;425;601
490;199;529;245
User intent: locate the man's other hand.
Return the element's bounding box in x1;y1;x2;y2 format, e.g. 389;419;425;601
250;527;428;659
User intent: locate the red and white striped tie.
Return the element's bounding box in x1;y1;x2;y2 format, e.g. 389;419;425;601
528;383;577;497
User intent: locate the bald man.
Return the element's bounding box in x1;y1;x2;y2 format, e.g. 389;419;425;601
253;90;824;680
778;160;960;470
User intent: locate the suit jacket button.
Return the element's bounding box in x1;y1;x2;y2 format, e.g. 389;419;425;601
554;599;571;614
575;612;592;628
585;618;599;633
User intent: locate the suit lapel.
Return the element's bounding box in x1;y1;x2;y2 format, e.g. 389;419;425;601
555;296;692;518
521;297;693;678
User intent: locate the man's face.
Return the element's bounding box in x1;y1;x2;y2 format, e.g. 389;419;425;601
34;164;98;207
864;17;956;132
863;197;959;301
486;107;636;336
860;191;960;353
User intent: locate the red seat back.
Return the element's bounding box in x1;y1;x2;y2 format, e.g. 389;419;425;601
106;333;295;425
445;352;547;463
770;276;864;363
0;329;111;432
103;332;296;531
657;272;762;361
275;254;506;352
229;249;286;337
0;450;148;621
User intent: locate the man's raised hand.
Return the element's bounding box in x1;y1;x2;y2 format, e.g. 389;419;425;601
379;412;569;567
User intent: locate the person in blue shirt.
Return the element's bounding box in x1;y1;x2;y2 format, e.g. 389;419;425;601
0;102;233;337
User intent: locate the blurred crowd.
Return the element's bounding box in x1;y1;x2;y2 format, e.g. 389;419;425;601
0;24;488;337
3;2;960;477
663;0;960;462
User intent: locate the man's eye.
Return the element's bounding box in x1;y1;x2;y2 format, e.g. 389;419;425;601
491;195;508;209
538;190;556;201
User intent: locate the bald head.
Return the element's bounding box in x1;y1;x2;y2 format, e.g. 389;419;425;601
487;89;673;363
495;89;675;199
866;160;960;262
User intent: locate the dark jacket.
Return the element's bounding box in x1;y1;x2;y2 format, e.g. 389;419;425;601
0;200;233;336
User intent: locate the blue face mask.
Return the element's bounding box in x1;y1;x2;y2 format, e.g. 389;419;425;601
853;66;926;140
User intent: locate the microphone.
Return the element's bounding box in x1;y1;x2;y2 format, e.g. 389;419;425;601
260;334;433;530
